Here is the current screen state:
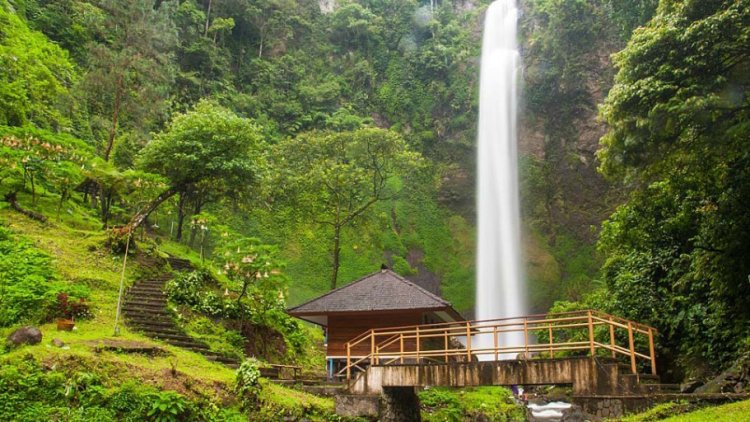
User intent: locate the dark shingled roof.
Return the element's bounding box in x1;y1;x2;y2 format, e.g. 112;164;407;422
288;269;454;315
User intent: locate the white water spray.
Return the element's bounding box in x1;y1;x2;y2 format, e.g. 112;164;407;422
475;0;525;358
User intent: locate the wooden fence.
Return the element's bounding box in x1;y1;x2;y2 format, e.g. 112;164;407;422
338;310;657;381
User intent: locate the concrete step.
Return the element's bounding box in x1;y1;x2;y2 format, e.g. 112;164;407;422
143;332;196;343
202;354;240;364
138;326;184;336
126;316;175;327
136;281;167;288
638;374;660;384
123;306;171;317
123;302;167;311
165;339;210;350
128;286;167;294
124;299;167;308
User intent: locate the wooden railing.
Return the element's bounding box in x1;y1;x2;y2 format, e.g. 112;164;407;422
338;310;657;381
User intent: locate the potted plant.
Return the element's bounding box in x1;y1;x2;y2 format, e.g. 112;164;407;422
55;293;89;331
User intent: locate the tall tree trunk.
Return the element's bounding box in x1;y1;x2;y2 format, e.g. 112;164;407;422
188;200;202;247
103;78;124;162
176;192;187;241
204;0;213;36
100;187;111;229
125;186;180;234
330;225;342;290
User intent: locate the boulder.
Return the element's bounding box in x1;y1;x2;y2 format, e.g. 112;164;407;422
6;326;42;347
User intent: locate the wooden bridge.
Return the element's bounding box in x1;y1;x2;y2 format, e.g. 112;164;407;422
335;310;663;419
340;309;657;381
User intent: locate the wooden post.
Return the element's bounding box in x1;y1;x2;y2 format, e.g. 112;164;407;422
370;329;375;366
587;310;595;357
466;322;472;361
444;329;449;362
627;322;637;375
416;326;421;363
524;318;529;357
648;328;657;375
493;325;498;361
609;316;616;358
548;324;554;358
346;343;352;381
400;333;405;364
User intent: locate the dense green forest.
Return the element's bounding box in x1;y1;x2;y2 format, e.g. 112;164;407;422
1;0;750;419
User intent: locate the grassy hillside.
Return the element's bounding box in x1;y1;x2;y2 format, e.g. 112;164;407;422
0;202;342;421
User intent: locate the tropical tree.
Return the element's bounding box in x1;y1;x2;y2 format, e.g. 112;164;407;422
127;100;266;234
274;128;423;289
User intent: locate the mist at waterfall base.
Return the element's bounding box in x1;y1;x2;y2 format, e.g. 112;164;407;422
474;0;526;360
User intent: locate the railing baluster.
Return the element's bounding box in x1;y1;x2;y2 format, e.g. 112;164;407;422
444;329;449;363
416;326;420;363
466;321;472;361
548;324;554;358
524;318;529;358
648;328;657;375
493;325;498;361
400;333;405;364
587;310;595;357
627;322;636;375
609;316;616;358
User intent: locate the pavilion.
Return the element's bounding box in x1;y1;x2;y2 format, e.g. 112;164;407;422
287;268;464;379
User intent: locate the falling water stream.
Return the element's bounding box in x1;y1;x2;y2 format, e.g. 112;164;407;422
475;0;525;358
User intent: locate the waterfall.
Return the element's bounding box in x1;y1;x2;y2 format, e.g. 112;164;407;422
475;0;525;359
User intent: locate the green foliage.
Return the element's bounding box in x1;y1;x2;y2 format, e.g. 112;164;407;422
597;0;750;373
235;358;262;410
139;100;266;194
0;225;89;327
0;356;246;422
146;390;189;422
419;387;524;422
0;0;78;130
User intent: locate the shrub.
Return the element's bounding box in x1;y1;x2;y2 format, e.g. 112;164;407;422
147;390;189;422
235;358;262;409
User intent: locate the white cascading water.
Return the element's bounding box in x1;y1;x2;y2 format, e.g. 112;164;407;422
475;0;525;359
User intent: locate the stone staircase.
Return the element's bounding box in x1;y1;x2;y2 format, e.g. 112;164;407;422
123;256;240;368
601;360;681;395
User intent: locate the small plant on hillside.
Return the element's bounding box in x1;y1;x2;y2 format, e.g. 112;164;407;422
235;358;262;410
146;390;189;422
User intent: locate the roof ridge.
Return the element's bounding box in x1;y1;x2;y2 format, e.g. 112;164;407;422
385;269;451;307
286;269;387;312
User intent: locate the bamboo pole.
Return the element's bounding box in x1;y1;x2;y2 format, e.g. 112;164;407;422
401;333;405;364
627;322;637;375
548;324;554;358
444;329;449;362
609;316;616;358
493;325;499;361
648;328;657;375
347;342;351;380
524;318;529;357
370;329;375;366
416;326;421;363
587;310;595;357
466;321;472;361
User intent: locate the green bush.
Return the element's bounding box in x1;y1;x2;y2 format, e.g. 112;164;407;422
235;358;262;410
